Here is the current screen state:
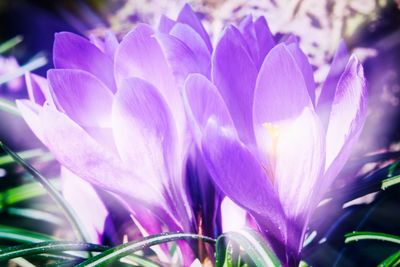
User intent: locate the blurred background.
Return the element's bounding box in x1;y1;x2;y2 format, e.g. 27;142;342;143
0;0;400;266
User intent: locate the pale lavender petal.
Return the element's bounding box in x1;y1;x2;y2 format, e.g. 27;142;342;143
212;26;257;144
39;105;164;206
48;69;113;128
169;23;211;76
317;41;349;128
114;24;185;134
53;32;116;92
25;73;51;105
155;33;204;84
104;31;119;59
323;56;368;183
61;167;108;244
201;118;285;231
274;107;325;219
254;16;275;64
183;73;233;145
177;4;212;52
221;197;247;232
239;15;259;65
287;42;316;105
158;15;176;33
112;77;175;194
16;100;45;143
254;44;312;124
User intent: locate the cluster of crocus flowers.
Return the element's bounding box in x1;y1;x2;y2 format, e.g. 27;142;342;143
17;4;367;267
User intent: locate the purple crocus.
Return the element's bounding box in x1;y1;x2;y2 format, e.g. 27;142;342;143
183;16;368;266
17;4;219;265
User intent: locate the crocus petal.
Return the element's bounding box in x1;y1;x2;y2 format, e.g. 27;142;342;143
239;15;259;65
61;167;108;244
286;42;316;105
324;55;368;182
112;77;175;193
254;44;312;124
177;4;212;52
104;31;119;59
53;32;116;92
48;69;113;128
16;100;45;143
114;24;185;135
25;73;51;105
183;73;233;145
221;197;247;232
212;26;257;144
155;32;204;84
201;118;284;232
274;107;325;219
317;41;349;129
169;23;211;76
254;16;275;65
39;104;163;205
158;15;176;33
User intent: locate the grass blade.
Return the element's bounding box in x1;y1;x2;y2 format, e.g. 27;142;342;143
0;225;55;243
0;98;20;116
345;231;400;245
0;148;52;166
0;241;107;262
379;250;400;267
0;36;23;53
216;229;281;267
0;142;91;243
0;56;47;86
76;232;215;267
382;175;400;190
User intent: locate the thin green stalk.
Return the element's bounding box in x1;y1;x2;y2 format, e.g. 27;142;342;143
0;142;91;243
345;231;400;245
0;36;23;54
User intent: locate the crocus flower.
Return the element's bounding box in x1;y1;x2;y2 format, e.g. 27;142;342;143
183;16;367;266
17;4;219;265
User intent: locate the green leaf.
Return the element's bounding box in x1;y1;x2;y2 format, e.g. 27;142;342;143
379;250;400;267
0;142;91;243
0;35;23;53
6;207;64;225
76;232;215;267
0;98;20;116
0;241;107;263
216;229;282;267
0;148;52;166
345;231;400;245
382;175;400;190
0;182;49;210
0;55;47;86
0;225;55;243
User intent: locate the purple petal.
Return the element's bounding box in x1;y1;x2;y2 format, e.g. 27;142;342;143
25;73;51;105
61;167;108;244
317;41;349;128
253;44;312;125
39;105;163;205
183;73;233;145
221;197;247;232
16;100;45;143
155;32;204;84
112;77;176;194
53;32;116;92
158;15;176;33
201;118;285;232
169;23;211;76
274;107;325;219
286;42;316;105
212;26;257;144
177;4;212;52
323;56;368;186
239;15;259;65
114;24;185;130
254;16;275;64
48;69;113;128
